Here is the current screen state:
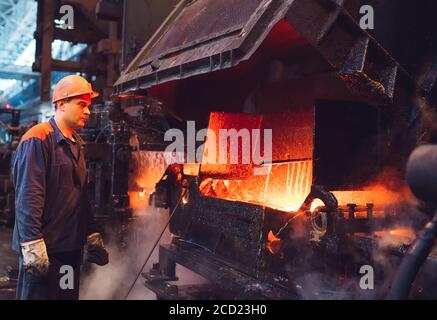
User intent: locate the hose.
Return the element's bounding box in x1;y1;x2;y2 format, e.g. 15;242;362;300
387;212;437;299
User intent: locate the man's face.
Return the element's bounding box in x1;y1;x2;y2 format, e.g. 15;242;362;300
58;94;92;129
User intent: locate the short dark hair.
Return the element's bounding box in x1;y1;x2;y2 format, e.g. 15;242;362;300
54;97;72;110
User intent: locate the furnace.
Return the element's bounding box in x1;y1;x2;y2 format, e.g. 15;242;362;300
113;0;437;299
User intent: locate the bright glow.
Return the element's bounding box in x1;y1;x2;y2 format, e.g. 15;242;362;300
0;1;37;66
15;40;36;67
138;189;147;199
199;160;313;212
0;79;18;93
52;40;87;60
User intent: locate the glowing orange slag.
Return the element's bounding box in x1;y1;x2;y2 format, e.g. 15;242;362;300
310;184;403;212
199;160;312;212
139;189;147;199
197;111;314;212
373;227;416;241
267;230;281;254
388;228;416;239
129;151;169;212
129;191;148;210
183;163;200;176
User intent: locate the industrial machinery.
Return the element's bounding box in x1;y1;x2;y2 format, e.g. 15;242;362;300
143;112;437;299
3;0;437;300
79;94;184;248
112;0;437;299
0;108;26;227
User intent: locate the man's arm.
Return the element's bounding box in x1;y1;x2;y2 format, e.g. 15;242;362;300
13;137;50;274
13;137;47;242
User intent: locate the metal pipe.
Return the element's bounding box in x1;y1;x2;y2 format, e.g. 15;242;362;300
387;145;437;299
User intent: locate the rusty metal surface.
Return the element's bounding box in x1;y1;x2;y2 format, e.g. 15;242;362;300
114;0;284;92
147;241;300;299
114;0;417;106
142;0;264;65
121;0;180;69
168;176;265;269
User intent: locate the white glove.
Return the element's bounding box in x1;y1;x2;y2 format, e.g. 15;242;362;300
20;238;50;275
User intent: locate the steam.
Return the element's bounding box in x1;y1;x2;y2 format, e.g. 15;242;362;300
79;150;172;299
80;206;209;300
80;150;207;300
79;207;172;300
129;151;169;212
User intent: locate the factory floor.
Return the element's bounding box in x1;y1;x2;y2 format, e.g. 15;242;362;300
0;210;206;300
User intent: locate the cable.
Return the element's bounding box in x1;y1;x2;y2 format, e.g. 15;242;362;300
123;188;186;300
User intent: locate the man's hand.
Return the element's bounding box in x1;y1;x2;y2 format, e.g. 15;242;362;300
20;238;50;275
85;233;109;266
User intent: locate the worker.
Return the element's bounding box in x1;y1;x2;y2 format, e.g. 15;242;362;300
12;75;109;300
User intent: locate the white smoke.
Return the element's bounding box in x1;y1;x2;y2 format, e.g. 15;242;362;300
80;150;207;300
79;208;171;300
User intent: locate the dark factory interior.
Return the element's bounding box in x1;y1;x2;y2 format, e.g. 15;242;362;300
1;0;437;301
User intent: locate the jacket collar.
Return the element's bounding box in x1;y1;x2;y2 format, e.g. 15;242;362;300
49;117;85;146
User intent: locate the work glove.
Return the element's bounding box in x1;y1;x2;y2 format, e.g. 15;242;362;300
20;238;50;276
85;233;109;266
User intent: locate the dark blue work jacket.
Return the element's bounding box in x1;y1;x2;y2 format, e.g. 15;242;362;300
12;117;97;253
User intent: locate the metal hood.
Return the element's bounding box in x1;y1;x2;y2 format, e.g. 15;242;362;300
115;0;291;92
114;0;410;105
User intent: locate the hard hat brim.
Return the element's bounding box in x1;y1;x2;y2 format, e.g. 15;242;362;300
52;90;100;103
90;90;99;99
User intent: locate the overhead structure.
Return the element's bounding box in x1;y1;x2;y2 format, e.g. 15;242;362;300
114;0;437;108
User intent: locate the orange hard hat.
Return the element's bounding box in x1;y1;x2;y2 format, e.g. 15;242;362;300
52;75;99;103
